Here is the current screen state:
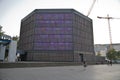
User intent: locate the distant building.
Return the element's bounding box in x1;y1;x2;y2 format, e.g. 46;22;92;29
94;43;120;57
18;9;95;62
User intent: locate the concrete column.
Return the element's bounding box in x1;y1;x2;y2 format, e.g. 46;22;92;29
8;40;17;62
0;45;6;61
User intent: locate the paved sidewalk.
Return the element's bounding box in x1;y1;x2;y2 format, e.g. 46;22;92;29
0;64;120;80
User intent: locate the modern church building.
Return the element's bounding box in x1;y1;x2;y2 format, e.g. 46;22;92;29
18;9;95;62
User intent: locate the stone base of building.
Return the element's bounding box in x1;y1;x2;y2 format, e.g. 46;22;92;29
22;50;95;62
26;50;74;62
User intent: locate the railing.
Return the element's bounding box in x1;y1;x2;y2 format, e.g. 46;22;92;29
0;34;11;45
0;34;11;40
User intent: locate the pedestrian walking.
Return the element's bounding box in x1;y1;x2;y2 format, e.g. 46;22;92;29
110;60;112;66
83;60;87;70
107;60;110;65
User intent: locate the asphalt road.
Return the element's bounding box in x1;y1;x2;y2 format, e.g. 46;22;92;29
0;64;120;80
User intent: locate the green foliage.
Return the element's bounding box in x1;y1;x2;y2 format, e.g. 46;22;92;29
12;36;19;41
106;49;118;60
116;51;120;59
12;36;19;49
0;26;4;37
0;31;4;36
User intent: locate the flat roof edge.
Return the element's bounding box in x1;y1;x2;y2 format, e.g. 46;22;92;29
21;9;92;22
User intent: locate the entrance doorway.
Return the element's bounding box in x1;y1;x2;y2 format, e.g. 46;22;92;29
79;54;84;62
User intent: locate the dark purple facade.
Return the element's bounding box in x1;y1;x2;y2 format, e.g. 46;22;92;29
34;13;73;50
19;9;95;62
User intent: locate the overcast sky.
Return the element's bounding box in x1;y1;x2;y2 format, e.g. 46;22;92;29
0;0;120;44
